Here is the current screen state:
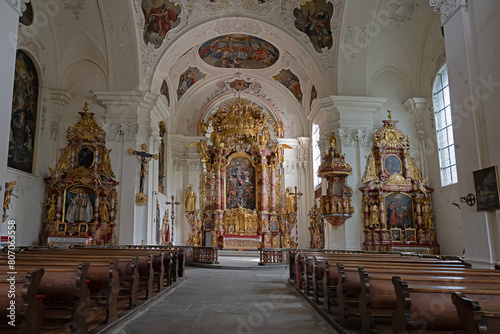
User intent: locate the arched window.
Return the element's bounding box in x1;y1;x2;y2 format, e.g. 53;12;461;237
433;64;458;186
312;124;321;188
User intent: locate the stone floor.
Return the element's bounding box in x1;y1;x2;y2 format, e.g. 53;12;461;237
107;256;337;334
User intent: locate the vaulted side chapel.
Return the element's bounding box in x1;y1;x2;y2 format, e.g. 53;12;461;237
1;0;500;268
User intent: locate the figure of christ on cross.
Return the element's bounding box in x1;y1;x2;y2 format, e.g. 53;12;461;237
166;195;180;244
128;143;159;205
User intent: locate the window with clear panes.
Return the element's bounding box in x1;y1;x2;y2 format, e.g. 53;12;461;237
433;64;458;186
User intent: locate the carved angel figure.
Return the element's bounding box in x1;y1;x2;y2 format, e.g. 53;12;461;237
189;140;210;162
369;204;380;228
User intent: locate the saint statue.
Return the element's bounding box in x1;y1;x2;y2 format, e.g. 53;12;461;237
99;197;110;223
46;196;56;221
285;187;296;213
66;192;93;223
330;132;336;148
369;204;380;228
184;185;197;212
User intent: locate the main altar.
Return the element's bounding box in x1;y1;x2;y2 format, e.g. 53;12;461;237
187;97;294;250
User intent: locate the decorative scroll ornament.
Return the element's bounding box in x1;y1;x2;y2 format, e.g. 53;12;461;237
362;152;380;184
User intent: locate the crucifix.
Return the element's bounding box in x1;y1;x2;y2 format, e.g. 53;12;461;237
292;186;303;213
128;143;159;205
166;195;180;245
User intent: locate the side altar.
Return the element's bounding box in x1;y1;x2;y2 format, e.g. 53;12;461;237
186;97;294;250
360;112;438;254
41;103;119;245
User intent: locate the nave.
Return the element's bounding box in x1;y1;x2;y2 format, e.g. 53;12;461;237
107;265;335;334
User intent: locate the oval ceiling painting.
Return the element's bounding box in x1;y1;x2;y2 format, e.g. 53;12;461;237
199;34;279;69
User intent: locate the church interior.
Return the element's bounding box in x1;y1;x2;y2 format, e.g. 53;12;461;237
1;0;500;332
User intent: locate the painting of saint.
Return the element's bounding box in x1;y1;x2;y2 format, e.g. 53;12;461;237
273;69;303;104
177;66;206;101
293;0;334;53
160;79;170;105
8;50;38;173
226;157;256;210
384;154;402;175
141;0;181;48
198;34;279;69
385;193;413;229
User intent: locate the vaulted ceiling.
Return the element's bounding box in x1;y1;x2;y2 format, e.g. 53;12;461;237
24;0;442;137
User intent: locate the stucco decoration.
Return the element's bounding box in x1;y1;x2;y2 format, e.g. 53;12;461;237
199;34;280;69
429;0;467;25
388;0;419;27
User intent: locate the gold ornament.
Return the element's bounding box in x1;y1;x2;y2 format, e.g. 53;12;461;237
136;192;147;205
362;152;379;184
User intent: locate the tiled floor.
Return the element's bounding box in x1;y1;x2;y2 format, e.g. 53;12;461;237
108;259;336;334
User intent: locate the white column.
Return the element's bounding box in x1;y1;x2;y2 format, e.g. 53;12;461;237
93;90;159;245
403;97;429;178
316;96;387;250
430;0;500;267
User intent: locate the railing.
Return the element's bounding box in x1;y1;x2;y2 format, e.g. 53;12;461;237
193;246;219;264
259;248;289;265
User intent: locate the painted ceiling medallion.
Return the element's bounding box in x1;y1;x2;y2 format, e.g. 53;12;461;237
293;0;334;53
198;34;279;69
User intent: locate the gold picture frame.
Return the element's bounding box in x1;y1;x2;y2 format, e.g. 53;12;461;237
78;222;88;235
390;228;402;243
56;222;67;236
405;228;416;243
384;154;402;176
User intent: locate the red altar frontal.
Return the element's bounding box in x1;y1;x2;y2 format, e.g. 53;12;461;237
185;97;297;250
221;235;262;250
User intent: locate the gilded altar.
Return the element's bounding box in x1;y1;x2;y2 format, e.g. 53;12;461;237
41;103;119;245
359;112;438;254
188;97;290;249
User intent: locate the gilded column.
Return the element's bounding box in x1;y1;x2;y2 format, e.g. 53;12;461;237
205;163;212;212
270;164;276;213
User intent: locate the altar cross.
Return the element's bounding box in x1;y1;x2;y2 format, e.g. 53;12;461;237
128;144;158;193
166;195;180;244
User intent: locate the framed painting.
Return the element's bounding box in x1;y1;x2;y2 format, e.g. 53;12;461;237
203;218;213;231
390;228;402;243
385;193;414;229
473;166;500;211
78;223;88;235
8;50;39;173
225;154;256;210
384;154;402;176
405;228;416;243
57;222;67;236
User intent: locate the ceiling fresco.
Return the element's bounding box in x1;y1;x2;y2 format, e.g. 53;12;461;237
293;0;334;53
141;0;181;48
273;69;303;104
198;34;280;69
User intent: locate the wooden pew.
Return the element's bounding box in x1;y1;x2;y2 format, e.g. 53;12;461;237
451;292;489;334
392;275;500;333
336;264;500;331
0;268;44;334
0;263;90;334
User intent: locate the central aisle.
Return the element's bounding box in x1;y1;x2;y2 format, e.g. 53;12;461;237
110;266;336;334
